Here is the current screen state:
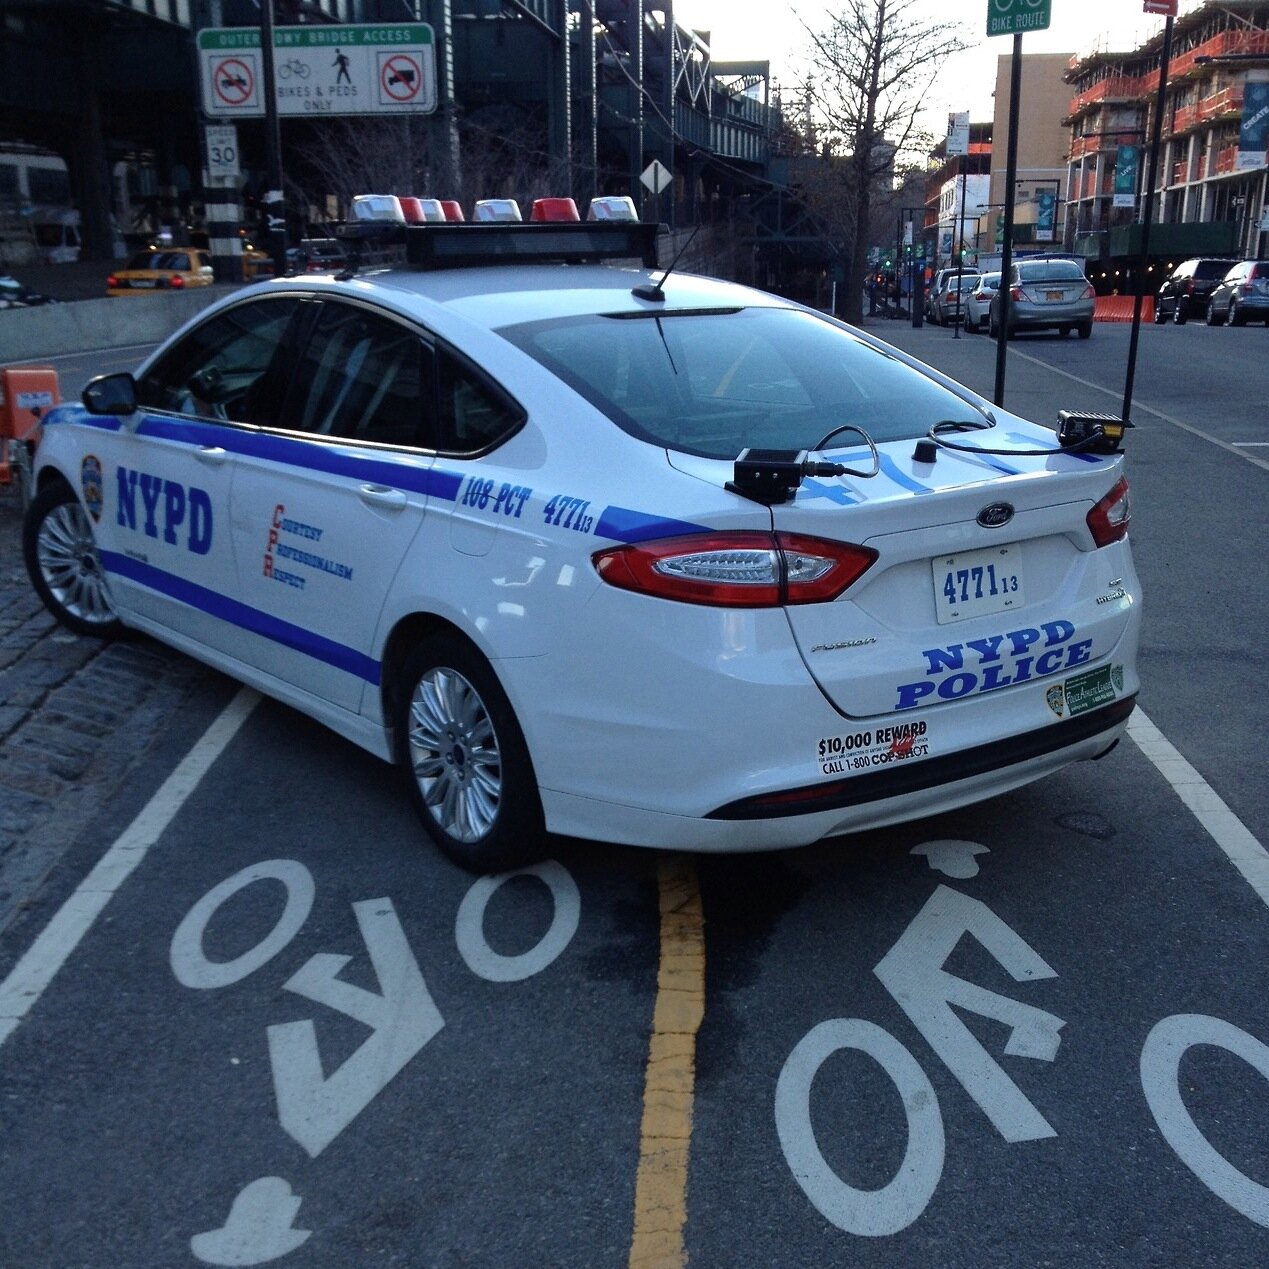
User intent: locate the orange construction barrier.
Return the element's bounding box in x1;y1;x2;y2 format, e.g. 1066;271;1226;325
1094;295;1154;323
0;365;60;489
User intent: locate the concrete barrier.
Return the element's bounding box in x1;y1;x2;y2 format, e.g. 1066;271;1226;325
0;286;237;364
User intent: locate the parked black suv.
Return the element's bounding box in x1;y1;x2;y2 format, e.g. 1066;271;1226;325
1154;257;1236;325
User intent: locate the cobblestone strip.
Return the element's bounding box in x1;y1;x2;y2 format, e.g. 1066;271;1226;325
0;500;209;934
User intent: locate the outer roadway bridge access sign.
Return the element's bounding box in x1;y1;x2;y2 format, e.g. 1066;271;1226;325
198;25;437;118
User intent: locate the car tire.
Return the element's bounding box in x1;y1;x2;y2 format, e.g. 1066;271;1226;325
395;633;545;873
1077;321;1092;339
1229;300;1245;328
22;479;125;639
1173;300;1188;325
1206;301;1222;326
1153;302;1166;325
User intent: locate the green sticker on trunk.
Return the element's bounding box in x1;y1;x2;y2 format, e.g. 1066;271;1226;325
1065;665;1118;716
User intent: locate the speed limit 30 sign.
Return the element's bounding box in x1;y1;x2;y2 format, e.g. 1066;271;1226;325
205;125;240;177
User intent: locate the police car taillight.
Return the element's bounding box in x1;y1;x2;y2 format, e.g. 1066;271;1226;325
587;196;638;222
473;199;522;222
351;194;406;223
592;532;876;607
531;197;580;222
1086;477;1131;546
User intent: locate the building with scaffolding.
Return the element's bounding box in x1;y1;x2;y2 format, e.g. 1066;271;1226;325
1063;0;1269;282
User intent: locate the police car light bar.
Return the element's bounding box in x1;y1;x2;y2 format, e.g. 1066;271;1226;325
400;221;661;270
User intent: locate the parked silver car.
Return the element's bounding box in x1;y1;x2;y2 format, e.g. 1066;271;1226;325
932;274;978;326
1204;259;1269;326
990;256;1095;339
963;271;1001;334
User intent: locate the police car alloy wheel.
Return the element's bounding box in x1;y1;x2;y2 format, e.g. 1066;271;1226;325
23;481;124;639
395;634;544;873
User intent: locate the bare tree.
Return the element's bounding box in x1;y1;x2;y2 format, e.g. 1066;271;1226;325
286;111;572;227
803;0;970;323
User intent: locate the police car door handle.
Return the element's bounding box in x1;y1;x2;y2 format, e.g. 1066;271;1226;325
359;484;407;511
194;446;228;466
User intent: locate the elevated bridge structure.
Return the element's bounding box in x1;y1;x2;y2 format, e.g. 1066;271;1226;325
0;0;832;290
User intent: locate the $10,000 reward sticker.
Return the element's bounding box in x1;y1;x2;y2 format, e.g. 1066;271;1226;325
817;720;930;775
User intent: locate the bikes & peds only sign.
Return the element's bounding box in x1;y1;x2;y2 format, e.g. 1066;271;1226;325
198;25;436;118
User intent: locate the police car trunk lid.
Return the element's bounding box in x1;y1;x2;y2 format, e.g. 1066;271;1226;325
765;446;1127;720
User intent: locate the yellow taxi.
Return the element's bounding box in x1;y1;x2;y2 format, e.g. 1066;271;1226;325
106;249;213;296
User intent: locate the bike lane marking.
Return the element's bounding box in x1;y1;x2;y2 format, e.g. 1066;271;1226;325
1128;707;1269;908
0;687;259;1048
630;854;705;1268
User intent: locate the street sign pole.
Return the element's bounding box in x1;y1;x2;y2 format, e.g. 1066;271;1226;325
1123;14;1175;424
993;34;1023;406
259;0;287;279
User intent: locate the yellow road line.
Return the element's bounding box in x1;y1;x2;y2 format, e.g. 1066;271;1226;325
630;854;705;1268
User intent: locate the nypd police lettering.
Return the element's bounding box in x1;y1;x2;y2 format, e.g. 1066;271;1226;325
894;618;1093;710
115;466;213;555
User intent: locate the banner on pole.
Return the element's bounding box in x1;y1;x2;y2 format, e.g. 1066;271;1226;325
1112;146;1140;209
1236;79;1269;172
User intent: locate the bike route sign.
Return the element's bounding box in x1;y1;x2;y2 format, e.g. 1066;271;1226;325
197;25;436;118
987;0;1052;37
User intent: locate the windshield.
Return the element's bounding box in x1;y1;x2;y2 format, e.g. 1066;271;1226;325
1016;260;1085;283
500;307;984;459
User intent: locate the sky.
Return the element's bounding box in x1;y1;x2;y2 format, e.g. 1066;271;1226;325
673;0;1196;127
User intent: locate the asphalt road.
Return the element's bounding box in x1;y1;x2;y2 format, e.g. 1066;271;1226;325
0;317;1266;1267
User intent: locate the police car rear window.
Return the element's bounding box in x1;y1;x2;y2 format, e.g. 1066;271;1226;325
499;307;978;459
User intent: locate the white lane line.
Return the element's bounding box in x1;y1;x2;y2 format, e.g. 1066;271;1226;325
1128;707;1269;909
1004;347;1269;474
1233;442;1269;447
0;688;259;1049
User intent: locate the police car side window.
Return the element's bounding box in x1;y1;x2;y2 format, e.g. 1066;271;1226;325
286;302;434;448
436;346;524;454
137;298;302;424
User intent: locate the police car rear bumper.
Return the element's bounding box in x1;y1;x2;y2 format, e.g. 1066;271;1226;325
536;696;1135;852
708;694;1134;820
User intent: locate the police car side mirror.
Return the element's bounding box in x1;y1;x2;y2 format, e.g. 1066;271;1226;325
83;372;137;417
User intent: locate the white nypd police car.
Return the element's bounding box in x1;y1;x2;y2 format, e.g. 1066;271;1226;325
22;212;1140;871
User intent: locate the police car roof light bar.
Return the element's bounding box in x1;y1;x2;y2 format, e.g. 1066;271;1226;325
401;221;661;270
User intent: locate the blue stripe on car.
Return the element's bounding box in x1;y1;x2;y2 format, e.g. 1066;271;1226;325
134;414;465;499
100;551;381;685
594;506;710;543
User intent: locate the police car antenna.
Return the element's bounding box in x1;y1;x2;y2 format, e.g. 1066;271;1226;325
632;224;700;302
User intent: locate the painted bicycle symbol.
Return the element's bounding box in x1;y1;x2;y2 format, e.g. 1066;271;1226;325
775;842;1269;1237
277;58;310;80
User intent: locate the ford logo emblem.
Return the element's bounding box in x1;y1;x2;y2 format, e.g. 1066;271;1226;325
977;502;1014;528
